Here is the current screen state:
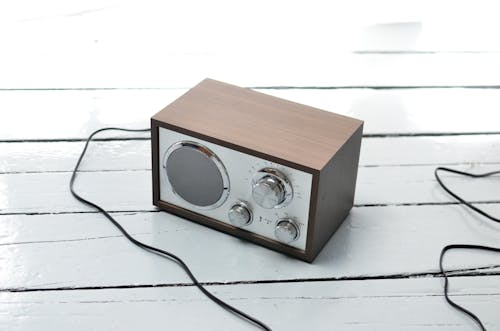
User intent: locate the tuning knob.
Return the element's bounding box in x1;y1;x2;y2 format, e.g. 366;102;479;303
228;201;252;227
252;168;292;209
275;218;299;243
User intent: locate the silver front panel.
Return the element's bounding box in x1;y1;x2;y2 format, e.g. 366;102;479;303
159;127;313;251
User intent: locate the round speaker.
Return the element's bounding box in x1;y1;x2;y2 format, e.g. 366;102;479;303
164;141;229;209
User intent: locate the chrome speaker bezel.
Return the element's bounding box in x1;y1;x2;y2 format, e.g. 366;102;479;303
163;140;230;210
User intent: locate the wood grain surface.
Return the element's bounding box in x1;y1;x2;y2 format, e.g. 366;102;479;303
153;79;362;170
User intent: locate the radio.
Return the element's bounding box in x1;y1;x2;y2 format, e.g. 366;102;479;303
151;79;363;262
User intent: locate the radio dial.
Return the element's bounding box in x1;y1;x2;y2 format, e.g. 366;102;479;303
275;218;299;243
228;201;252;227
252;176;285;209
252;168;293;209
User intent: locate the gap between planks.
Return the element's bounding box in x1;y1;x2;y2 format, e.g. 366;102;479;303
3;161;500;175
1;201;500;217
3;132;500;144
3;266;500;294
3;85;500;91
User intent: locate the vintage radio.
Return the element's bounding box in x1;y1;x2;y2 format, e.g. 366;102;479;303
151;79;363;262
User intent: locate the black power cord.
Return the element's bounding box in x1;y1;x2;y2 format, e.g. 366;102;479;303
70;127;272;331
435;167;500;331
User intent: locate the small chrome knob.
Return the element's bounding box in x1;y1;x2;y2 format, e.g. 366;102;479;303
228;202;252;227
275;219;299;244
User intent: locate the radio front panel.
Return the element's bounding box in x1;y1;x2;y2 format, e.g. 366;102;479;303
158;126;313;251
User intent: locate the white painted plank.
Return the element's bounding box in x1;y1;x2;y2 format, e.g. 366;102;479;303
0;171;152;214
1;204;499;289
4;51;500;88
2;163;499;214
3;0;500;58
360;135;500;167
2;135;500;173
264;89;500;136
0;89;167;141
0;140;152;173
356;164;500;205
0;52;500;88
2;88;500;141
2;0;500;89
355;19;500;53
1;276;499;330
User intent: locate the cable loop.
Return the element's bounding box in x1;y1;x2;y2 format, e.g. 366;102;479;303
435;167;500;331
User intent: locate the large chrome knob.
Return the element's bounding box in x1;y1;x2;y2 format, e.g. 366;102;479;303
228;201;252;227
252;176;285;209
252;168;292;209
275;218;299;244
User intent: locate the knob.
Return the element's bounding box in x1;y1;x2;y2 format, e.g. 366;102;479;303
228;201;252;227
275;219;299;244
252;168;292;209
252;176;285;209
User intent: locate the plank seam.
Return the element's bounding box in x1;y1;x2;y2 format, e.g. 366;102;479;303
364;132;500;138
353;51;500;54
2;268;499;293
3;86;500;91
0;169;150;175
0;209;159;216
252;86;500;90
0;137;151;143
3;161;500;175
1;201;499;217
362;161;500;168
2;132;500;144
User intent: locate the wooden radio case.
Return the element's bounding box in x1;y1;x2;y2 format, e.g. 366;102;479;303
151;79;363;262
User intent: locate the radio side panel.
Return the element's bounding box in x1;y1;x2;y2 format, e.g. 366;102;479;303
309;124;364;260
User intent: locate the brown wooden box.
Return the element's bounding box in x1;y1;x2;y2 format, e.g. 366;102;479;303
151;78;363;262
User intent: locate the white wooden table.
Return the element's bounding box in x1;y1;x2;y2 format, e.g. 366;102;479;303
1;1;500;330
